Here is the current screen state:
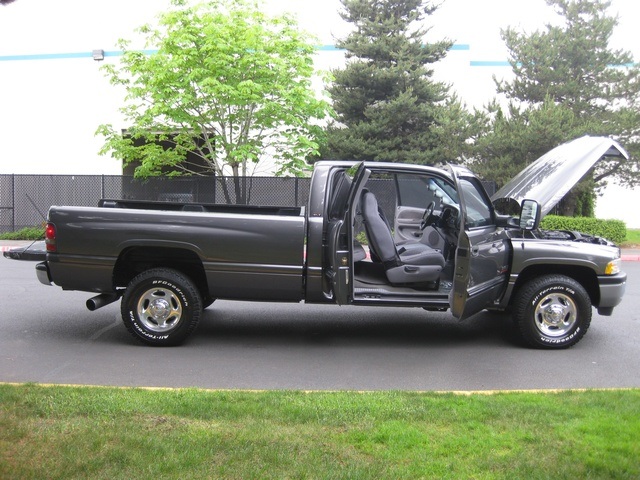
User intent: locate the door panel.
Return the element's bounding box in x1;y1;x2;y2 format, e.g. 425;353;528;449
326;219;351;304
451;225;510;318
326;164;370;305
449;166;510;319
394;206;425;243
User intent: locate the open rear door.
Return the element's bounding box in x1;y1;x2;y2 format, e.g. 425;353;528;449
448;166;510;319
325;163;370;305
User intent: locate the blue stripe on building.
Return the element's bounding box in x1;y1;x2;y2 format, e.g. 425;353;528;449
2;45;634;67
469;60;512;67
0;50;157;61
1;45;476;61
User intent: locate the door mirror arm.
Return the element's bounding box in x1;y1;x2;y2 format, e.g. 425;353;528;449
495;214;519;228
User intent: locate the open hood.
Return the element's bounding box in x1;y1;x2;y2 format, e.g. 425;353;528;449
491;136;629;217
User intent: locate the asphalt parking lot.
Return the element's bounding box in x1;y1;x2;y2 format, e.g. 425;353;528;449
1;247;639;391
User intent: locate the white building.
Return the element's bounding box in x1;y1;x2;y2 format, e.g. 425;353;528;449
0;0;638;225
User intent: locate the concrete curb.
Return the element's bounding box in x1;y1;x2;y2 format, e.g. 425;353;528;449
620;249;640;262
1;241;33;253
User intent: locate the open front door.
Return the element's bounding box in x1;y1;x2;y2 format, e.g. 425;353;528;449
448;166;510;319
326;163;370;305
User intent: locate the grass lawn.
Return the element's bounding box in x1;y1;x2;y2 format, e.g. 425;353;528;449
622;228;640;247
1;384;639;479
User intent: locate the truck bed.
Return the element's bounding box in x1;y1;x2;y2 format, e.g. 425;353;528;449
42;201;307;301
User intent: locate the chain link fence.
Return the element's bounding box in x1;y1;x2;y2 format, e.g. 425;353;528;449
0;174;311;233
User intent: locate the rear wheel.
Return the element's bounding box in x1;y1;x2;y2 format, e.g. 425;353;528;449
513;275;591;349
121;268;202;346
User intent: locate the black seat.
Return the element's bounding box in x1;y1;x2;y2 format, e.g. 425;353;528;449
360;190;444;285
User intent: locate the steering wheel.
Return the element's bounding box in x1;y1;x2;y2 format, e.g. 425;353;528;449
420;201;436;230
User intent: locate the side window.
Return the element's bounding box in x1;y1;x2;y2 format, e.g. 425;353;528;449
327;170;352;220
459;178;493;228
396;174;458;208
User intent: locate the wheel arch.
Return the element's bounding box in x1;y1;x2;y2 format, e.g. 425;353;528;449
113;246;209;299
511;264;599;307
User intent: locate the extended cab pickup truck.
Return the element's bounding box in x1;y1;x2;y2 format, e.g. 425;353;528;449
6;136;628;348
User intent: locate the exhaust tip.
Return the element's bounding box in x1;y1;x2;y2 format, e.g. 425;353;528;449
86;293;121;311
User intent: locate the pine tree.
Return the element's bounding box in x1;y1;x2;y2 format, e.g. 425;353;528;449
323;0;475;164
498;0;638;118
474;0;639;216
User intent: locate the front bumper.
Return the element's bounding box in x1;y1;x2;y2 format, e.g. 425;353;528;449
597;272;627;315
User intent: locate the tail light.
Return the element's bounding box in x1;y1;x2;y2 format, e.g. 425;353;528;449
45;222;57;253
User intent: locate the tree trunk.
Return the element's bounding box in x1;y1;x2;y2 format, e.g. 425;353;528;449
558;190;579;217
216;176;232;204
230;164;246;205
558;177;595;217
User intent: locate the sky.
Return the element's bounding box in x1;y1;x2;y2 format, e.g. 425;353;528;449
2;0;638;65
0;0;638;225
1;0;638;117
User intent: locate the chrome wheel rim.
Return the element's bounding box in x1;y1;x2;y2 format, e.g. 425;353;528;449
534;292;577;337
137;287;183;333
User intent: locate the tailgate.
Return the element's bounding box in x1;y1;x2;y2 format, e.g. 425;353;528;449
2;240;47;261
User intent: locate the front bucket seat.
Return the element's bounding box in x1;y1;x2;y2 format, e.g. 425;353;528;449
360;190;445;285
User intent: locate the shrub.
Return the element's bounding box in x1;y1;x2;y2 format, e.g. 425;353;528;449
541;215;626;244
0;226;44;240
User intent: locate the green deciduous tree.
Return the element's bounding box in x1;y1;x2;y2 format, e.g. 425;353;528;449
97;0;332;203
472;0;640;216
322;0;476;164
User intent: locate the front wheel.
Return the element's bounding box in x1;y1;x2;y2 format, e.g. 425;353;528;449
513;275;592;349
121;268;203;346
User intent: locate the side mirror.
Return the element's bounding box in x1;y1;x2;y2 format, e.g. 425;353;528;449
519;199;541;230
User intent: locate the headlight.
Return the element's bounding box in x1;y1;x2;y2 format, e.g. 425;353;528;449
605;259;621;275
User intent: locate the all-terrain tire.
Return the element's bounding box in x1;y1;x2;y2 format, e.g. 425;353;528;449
121;268;202;346
513;274;591;349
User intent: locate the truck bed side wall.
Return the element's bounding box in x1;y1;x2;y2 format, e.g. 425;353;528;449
47;206;306;301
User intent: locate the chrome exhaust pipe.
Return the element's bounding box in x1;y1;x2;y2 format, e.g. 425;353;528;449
86;293;121;311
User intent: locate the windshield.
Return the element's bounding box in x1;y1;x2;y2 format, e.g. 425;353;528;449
428;178;458;205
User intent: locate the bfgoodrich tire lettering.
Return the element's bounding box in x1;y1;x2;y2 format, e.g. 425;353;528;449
121;268;202;346
513;274;592;349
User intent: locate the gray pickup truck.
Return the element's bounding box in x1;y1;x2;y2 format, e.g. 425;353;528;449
6;136;628;348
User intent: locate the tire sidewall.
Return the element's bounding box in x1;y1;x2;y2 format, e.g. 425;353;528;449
122;269;202;346
515;275;591;349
